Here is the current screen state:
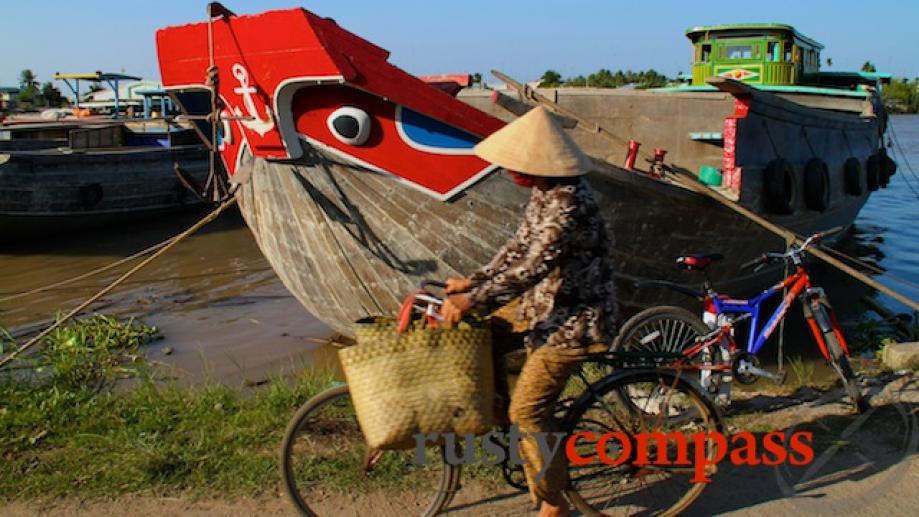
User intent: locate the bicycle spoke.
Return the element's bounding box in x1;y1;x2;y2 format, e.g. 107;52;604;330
281;387;459;516
565;371;720;516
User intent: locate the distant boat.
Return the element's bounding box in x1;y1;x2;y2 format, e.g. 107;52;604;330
155;9;897;335
0;72;210;244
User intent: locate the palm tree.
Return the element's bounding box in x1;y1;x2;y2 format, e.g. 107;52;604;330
19;69;39;89
17;69;40;106
539;70;562;88
41;82;64;107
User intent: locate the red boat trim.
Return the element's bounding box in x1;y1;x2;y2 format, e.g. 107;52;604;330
156;8;504;199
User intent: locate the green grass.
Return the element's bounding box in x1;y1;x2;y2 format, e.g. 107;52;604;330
786;355;816;387
0;315;560;502
0;315;340;500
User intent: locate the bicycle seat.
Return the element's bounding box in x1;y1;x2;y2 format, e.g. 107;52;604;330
676;253;724;271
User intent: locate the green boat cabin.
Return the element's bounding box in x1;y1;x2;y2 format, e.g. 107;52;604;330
686;23;823;86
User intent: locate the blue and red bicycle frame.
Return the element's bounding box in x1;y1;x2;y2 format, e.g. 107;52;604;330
702;265;850;360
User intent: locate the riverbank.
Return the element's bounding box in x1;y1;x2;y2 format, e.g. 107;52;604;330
0;316;339;501
3;372;916;516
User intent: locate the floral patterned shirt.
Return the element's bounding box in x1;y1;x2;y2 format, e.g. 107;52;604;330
468;177;618;348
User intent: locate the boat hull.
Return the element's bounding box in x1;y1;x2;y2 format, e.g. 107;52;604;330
0;145;209;243
236;144;867;337
460;85;881;216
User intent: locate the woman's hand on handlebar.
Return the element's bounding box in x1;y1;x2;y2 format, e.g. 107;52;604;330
445;277;473;294
441;293;472;328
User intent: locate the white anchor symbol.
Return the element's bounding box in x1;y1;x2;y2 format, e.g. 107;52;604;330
231;63;275;137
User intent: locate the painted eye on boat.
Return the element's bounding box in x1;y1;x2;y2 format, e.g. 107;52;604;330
326;106;372;146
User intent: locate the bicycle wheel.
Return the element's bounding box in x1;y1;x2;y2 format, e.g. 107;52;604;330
612;306;711;359
612;307;727;415
813;306;869;413
562;369;723;516
280;385;462;516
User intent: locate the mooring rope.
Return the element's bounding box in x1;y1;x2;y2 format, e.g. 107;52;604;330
0;239;175;304
818;243;919;291
800;126;817;158
0;198;238;370
887;122;919;199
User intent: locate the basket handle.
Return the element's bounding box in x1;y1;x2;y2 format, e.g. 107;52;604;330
396;290;443;333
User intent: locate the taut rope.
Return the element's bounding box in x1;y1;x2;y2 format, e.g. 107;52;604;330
0;198;238;370
0;239;172;304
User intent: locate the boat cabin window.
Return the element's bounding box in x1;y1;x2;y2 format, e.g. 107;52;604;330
767;41;781;62
805;49;818;67
701;43;712;62
726;44;754;59
783;41;793;62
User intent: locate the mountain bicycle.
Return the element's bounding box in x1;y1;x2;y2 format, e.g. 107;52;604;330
612;228;869;413
280;282;724;516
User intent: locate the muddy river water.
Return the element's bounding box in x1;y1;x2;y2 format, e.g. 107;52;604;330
0;210;338;384
1;115;917;386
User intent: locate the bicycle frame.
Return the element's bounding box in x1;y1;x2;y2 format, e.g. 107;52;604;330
706;265;842;361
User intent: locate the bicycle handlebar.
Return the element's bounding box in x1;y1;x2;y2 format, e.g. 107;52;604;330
739;252;785;271
739;255;766;271
419;279;447;290
801;226;843;249
739;227;844;271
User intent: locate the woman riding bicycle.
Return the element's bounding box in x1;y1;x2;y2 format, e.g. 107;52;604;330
441;106;618;517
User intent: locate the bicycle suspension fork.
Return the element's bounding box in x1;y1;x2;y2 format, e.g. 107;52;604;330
801;287;850;360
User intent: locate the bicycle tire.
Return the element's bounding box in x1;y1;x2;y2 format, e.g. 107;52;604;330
816;313;870;414
612;306;726;412
280;385;462;516
562;369;723;516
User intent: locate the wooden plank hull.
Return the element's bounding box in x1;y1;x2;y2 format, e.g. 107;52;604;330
236;143;868;336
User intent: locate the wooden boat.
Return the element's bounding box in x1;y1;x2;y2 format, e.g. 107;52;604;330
155;9;897;335
0;120;209;243
0;74;211;244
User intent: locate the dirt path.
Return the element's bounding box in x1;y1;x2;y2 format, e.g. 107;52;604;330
4;375;917;516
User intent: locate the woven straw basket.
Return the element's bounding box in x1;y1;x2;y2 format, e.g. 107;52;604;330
339;316;494;450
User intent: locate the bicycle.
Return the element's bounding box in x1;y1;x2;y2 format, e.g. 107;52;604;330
280;282;724;516
612;228;870;413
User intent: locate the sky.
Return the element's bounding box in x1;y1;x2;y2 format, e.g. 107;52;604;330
2;0;917;89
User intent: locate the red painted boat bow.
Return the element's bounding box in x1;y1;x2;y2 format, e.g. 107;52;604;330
156;8;505;199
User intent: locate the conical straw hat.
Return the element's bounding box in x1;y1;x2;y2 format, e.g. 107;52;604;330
474;106;593;177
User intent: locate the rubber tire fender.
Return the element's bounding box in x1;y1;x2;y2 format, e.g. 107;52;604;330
843;157;865;196
79;183;103;209
763;158;797;215
874;150;892;188
803;158;830;212
879;147;897;176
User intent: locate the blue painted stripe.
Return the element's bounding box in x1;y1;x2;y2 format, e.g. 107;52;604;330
400;107;480;149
